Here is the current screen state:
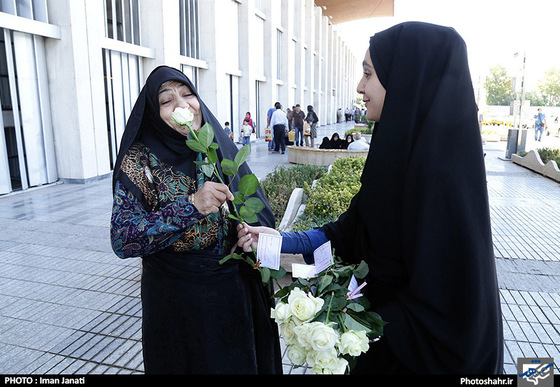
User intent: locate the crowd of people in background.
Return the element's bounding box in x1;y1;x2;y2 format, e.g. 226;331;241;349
319;131;370;150
225;103;370;153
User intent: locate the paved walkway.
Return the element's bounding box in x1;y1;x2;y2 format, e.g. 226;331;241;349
0;121;558;375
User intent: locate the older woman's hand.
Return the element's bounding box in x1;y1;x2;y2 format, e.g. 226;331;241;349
192;181;234;216
236;222;280;253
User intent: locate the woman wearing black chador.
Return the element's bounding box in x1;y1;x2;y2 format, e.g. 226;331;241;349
237;22;503;375
110;66;282;374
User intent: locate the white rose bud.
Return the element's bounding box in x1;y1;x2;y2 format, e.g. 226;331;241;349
171;106;195;127
339;330;369;357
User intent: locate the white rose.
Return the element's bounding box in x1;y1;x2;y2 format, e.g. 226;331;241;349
288;288;323;323
270;302;291;324
306;348;340;374
293;323;313;349
286;344;308;366
171;106;194;126
323;357;349;375
280;319;298;345
307;322;339;352
339;330;370;357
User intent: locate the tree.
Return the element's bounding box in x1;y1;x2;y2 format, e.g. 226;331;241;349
484;65;514;106
524;91;546;106
537;68;560;106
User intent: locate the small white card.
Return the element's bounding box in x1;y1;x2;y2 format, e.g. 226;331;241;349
257;233;282;270
291;263;317;279
313;240;333;274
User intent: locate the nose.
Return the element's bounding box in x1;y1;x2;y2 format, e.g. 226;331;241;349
356;77;365;94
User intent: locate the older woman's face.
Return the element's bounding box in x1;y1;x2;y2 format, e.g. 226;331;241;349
158;81;202;136
357;49;386;122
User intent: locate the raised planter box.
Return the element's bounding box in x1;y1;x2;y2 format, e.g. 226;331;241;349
287;145;369;166
512;150;560;183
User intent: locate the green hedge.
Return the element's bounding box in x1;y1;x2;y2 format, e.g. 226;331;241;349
537;147;560;167
260;164;327;226
518;147;560;167
291;157;366;231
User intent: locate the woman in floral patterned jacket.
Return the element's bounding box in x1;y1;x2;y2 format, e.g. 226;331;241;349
110;66;281;374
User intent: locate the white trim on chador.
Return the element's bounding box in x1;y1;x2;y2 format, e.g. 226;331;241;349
0;12;60;39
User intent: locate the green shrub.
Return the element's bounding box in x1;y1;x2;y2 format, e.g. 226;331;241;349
344;127;373;137
291;212;338;232
536;147;560;167
303;157;365;219
260;164;327;226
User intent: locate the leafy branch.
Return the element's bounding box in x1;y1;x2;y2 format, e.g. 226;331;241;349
178;119;286;283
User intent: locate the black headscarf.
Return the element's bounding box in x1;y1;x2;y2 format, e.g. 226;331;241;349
319;137;331;149
329;133;343;149
112;65;275;229
321;22;503;374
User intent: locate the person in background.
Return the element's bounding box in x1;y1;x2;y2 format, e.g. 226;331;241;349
241;118;252;146
305;105;319;148
319;136;331;149
269;102;288;154
534;108;546;141
341;133;354;149
329;132;343;149
224;121;233;140
292;104;306;146
347;132;370;150
267;105;277;151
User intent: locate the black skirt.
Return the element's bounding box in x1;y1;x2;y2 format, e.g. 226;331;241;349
140;250;282;374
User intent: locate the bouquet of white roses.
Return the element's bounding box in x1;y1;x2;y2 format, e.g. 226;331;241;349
271;258;386;374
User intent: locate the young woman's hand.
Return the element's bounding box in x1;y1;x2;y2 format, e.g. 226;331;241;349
236;222;279;252
192;182;234;216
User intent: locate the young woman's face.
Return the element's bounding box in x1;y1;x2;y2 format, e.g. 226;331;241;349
357;49;386;122
158;81;202;136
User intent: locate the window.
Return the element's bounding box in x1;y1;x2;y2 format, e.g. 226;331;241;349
276;29;282;80
104;0;141;45
179;0;199;59
0;27;57;193
0;0;49;22
103;49;142;168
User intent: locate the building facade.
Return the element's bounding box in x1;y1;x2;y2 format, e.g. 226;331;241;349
0;0;357;194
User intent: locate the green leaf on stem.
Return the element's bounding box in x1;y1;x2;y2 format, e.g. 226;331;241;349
221;158;238;176
243;213;259;224
238;174;259;197
239;205;256;219
270;266;287;279
207;148;218;164
201;163;214;178
186;139;207;154
197;123;214;149
260;267;271;283
244;197;265;213
234;144;251;168
232;192;244;205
